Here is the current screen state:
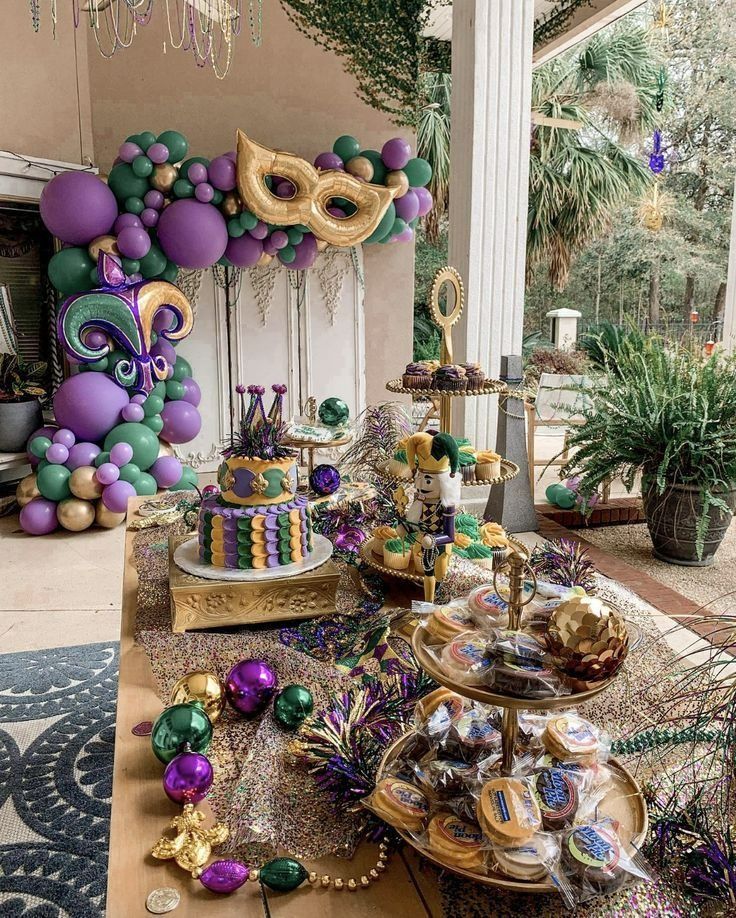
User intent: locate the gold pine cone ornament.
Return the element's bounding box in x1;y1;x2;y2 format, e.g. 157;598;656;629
544;594;628;683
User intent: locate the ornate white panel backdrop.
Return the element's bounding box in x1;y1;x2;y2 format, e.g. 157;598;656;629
173;247;365;471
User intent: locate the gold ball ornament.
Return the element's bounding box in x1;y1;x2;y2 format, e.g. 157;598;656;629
150;163;178;193
345;155;374;183
385;170;409;198
16;473;40;507
94;500;126;529
221;191;242;217
255;252;274;267
170;671;225;724
544;594;629;683
88;234;120;261
69;465;104;500
57;497;95;531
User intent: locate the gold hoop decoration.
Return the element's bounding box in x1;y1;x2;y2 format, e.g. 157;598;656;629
429;266;464;366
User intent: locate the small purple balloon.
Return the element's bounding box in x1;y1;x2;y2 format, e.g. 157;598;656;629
381;137;412;170
395;189;419;223
263;238;278;257
131;393;147;405
163;750;214;804
208;155;236;192
270;230;289;250
188;162;208;185
114;213;143;234
224;150;237;162
414;186;433;217
144;189;164;209
225;233;263;268
151;337;177;366
160;400;201;444
67;441;101;470
275;180;296;199
20;498;58;535
249;221;268;240
102;479;136;513
151;455;183;488
290;233;319;270
84;329;108;349
147;142;169;164
314;151;344;171
119;141;143;163
395;226;414;243
109;441;134;467
117;225;151;260
153;307;176;333
225;659;277;716
46;443;69;465
122;402;145;423
141;207;159;228
195;182;214;203
52;428;76;448
200;860;249;895
96;462;120;485
327;206;346;218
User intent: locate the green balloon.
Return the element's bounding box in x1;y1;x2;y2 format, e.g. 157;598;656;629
108;163;149;200
118;462;141;484
403;157;432;188
171;355;192;382
121;258;140;275
30;436;52;459
228;218;245;238
273;685;314;730
240;211;258;230
286;227;303;246
259;858;309;892
360;149;387;184
545;483;566;503
332;135;360;162
125;196;145;215
132;154;153;178
152;380;167;399
173;179;194;199
555;487;577;510
88;356;109;372
37;459;50;472
218;255;232;267
137;131;157;152
157;263;179;283
150;702;213;764
212;189;223;205
391;217;407;238
89;267;100;285
135;471;158;495
37;464;71;501
166;380;185;401
125;133;143;146
104;422;160;471
364;202;396;244
143;394;164;417
157;130;188;163
139;244;167;278
179;157;210;182
279;244;296;264
141;415;164;435
294;223;310;234
48;247;94;294
168;464;197;491
94;451;111;468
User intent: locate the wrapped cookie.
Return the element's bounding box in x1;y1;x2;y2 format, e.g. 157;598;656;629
415;687;467;740
440;706;503;763
363;777;430;832
438;632;493;686
542;713;611;764
476;776;542;847
425;811;488;872
413;600;476;644
491;831;560;883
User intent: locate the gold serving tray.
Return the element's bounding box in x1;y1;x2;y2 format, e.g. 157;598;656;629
378;458;519;489
386;378;507;397
377;731;648;894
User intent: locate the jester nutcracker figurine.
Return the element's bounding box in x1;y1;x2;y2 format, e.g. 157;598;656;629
396;432;461;603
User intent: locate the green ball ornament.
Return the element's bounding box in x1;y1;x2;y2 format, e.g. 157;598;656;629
545;483;566;503
279;244;296;264
135;471;158;496
132;154;153;178
360;149;387;184
259;858;309;892
318;397;350;427
121;258;140;275
157;130;188;163
125;133;143;146
152;380;168;399
171;355;192;382
239;210;258;230
139;244;167;278
403;157;432;188
141;415;164;435
30;436;52;459
228;218;245;238
332;135;360;162
273;685;313;730
94;451;111;468
294;223;310;234
108;163;149;200
143;394;165;417
103;422;160;471
48;247;95;295
150;702;213;764
286;227;303;246
165;380;185;401
37;464;71;501
124;196;145;215
88;357;109;372
168;465;198;491
137;131;157;152
118;462;141;484
173;179;194;199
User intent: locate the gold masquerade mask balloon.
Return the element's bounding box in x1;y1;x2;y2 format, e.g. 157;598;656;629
236;130;398;247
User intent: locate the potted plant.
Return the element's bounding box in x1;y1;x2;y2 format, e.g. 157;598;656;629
0;353;46;452
561;339;736;566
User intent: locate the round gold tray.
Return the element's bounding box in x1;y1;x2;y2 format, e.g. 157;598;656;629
379;458;519;489
386;378;507;397
411;625;617;711
377;731;648;894
359;537;529;585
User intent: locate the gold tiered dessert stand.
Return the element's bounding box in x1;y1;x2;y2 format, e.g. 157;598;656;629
376;550;648;895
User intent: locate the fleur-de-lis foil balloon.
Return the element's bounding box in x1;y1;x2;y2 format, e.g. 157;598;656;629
57;252;193;393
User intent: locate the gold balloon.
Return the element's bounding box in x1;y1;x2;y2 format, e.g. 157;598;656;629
57;497;95;531
385;170;409;198
88;234;120;261
157;440;175;459
345;155;374;183
255;251;274;267
170;671;225;723
94;500;126;529
221;191;242;217
236;130;397;246
315;239;329;253
150;163;178;193
70;465;104;500
16;473;40;507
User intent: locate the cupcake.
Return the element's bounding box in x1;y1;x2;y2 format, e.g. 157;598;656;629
386;447;413;480
383;536;412;570
411;540;425;574
475;450;502;481
455;513;481;541
464;542;496;570
462;363;486;390
421;359;440;374
432;364;467;392
373;525;398;550
479;521;509;566
402;362;432;390
454;532;473;551
458;449;477;483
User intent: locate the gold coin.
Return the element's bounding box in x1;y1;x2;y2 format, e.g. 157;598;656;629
146;887;181;914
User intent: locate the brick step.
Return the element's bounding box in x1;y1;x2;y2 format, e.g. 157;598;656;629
536;497;645;529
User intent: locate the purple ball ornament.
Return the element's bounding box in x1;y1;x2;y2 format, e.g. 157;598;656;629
96;462;120;486
150;455;183;488
225;233;263;268
53;373;129;442
208;155;237;192
395;226;414;243
117;225;151;260
119;141;143;163
180;377;201;406
144;189;165;210
394;189;420;224
188;162;208;185
263;238;278;257
102;479;136;513
225;659;277;716
141;208;159;228
109;441;134;467
309;463;341;496
147;142;170;165
114;213;143;234
162;749;214;804
19;497;59;535
67;441;101;470
157;199;228;269
52;428;76;448
131;393;147;405
201;484;219;499
414;186;433;217
46;442;69;465
160;400;202;444
314;151;344;171
270;230;289;250
194;182;214;203
381;137;412;171
249;220;268;240
200;860;250;895
122;402;145;423
40;171;119;246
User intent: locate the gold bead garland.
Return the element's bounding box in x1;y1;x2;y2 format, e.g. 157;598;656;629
304;837;392;892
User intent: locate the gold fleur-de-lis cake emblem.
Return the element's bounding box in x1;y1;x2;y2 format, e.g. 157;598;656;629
251;472;268;495
281;473;294;495
151;803;229;877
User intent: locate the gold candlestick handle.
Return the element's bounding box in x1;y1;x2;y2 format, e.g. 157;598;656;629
429;266;464;367
492;550;537;631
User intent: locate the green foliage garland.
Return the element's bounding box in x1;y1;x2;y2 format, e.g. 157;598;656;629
533;0;595;48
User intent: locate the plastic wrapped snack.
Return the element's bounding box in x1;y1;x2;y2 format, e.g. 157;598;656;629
476;776;542;847
467;584;510;627
413;600;477;644
483;629;569;700
415;752;480;799
425;811;488;872
438;632;493;686
363;776;430;832
415;687;467;739
491;831;561;882
440;706;503;763
542;713;611;764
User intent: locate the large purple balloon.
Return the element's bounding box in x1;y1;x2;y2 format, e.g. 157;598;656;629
314;152;344;171
414;186;433;217
290;233;319;270
208;155;236;191
180;377;201;407
67;441;101;470
225;659;277;716
225;233;263;268
53;374;129;442
150;455;183;488
26;425;59;467
20;498;58;535
381;137;412;171
102;479;136;513
395;189;420;223
157;199;228;269
160;400;201;444
163;750;214;804
153;307;176;333
117;226;151;259
40;172;118;246
151;337;176;366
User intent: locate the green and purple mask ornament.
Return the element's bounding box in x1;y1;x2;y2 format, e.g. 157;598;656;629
56;252;194;394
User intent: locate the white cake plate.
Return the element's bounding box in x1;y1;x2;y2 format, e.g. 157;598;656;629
173;533;334;582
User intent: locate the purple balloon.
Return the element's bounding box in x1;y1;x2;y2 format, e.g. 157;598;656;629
122;403;145;423
114;213;143;234
102;479;136;513
163;750;214;805
40;171;118;246
53;373;129;442
46;443;69;465
147;142;169;164
96;462;120;485
290;233;319;270
160;400;202;444
395;226;414;243
270;230;289;250
144;189;164;210
225;234;263;268
67;441;101;470
153;307;175;333
208;155;236;191
151;337;176;366
119;142;143;163
194;182;214;203
263;238;278;257
225;659;277;716
84;329;108;349
275;180;296;199
20;498;58;535
52;428;76;448
224;151;237;162
188;162;208;185
249;221;268;241
131;393;147;405
26;425;58;467
140;208;159;228
151;455;183;488
314;152;344;171
180;377;201;407
110;441;134;467
200;861;249;895
381;137;412;171
413;186;433;217
117;225;151;260
327;206;346;218
157;199;228;269
395;189;420;223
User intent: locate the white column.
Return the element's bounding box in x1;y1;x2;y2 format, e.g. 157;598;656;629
448;0;535;449
723;176;736;355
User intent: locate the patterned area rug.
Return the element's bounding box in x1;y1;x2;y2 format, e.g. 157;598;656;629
0;642;117;917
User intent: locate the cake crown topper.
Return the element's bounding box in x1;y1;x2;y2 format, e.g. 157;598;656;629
225;383;294;460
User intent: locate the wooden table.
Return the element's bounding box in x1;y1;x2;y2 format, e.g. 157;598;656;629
106;499;444;917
